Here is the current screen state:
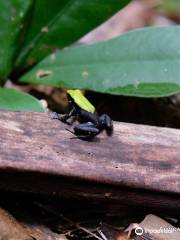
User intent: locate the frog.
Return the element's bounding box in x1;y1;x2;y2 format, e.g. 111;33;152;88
52;90;113;139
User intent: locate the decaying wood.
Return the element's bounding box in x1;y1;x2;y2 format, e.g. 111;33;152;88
0;111;180;209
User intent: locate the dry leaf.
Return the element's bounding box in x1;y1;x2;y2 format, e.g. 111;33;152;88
125;214;180;240
0;208;33;240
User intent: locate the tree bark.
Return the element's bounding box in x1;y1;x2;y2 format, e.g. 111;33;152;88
0;111;180;209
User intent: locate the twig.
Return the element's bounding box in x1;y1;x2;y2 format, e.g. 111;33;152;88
35;202;103;240
97;229;109;240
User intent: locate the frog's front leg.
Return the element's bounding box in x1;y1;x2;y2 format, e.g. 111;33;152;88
51;105;77;123
60;106;77;123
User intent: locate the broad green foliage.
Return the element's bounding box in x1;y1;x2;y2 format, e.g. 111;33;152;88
20;26;180;97
0;0;32;82
0;0;131;111
1;0;180;112
0;88;45;112
15;0;131;69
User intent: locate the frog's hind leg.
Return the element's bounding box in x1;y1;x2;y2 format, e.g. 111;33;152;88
65;128;93;140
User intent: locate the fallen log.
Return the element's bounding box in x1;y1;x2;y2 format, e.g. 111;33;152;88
0;111;180;209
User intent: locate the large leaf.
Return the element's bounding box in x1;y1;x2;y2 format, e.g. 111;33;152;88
20;26;180;97
0;0;32;82
0;88;45;112
15;0;131;69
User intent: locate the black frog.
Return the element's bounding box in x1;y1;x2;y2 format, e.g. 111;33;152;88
53;90;113;139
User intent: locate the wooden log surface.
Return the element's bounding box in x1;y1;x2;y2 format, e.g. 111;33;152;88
0;111;180;208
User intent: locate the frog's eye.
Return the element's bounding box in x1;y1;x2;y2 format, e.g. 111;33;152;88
67;89;95;113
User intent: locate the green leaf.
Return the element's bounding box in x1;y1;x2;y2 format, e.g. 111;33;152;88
15;0;131;69
160;0;180;15
20;26;180;97
0;0;32;82
0;88;45;112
